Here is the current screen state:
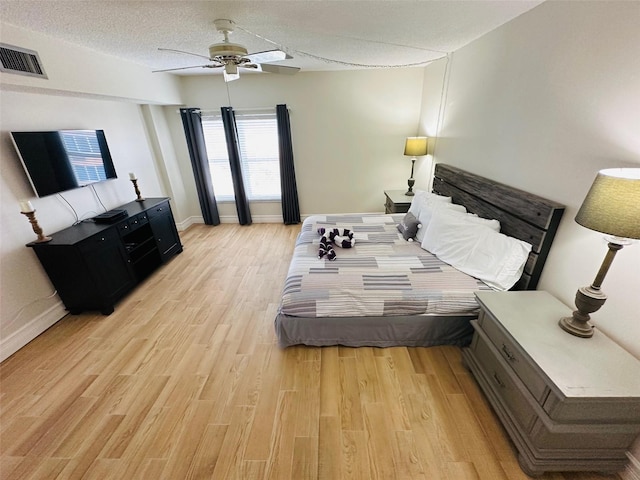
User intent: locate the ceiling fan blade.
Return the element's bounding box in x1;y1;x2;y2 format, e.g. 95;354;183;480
245;49;289;64
158;47;211;61
152;64;223;73
258;63;301;75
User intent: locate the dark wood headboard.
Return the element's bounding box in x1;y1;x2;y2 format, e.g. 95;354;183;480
432;164;565;290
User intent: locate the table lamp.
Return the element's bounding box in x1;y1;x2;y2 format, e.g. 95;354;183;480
559;168;640;338
403;137;428;196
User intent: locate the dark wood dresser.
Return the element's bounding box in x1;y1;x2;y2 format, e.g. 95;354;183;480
28;197;182;315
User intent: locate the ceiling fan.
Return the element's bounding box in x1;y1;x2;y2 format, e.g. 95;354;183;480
153;19;300;81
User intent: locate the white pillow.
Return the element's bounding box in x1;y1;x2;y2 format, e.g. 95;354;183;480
407;190;451;219
437;208;501;232
415;202;467;243
422;209;532;291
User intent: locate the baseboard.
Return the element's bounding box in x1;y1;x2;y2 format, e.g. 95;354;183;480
175;215;202;231
0;301;67;362
181;214;287;228
621;451;640;480
222;214;284;223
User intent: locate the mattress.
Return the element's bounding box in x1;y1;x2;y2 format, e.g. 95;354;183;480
274;213;492;348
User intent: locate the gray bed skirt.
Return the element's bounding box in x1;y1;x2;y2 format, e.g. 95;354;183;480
273;313;477;348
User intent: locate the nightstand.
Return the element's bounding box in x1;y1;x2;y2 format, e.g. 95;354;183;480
384;190;412;214
462;290;640;476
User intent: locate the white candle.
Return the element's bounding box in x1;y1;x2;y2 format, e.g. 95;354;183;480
129;172;137;180
19;199;34;213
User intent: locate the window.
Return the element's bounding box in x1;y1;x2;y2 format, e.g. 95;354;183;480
201;112;281;201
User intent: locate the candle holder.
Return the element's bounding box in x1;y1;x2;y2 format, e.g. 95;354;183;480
22;210;52;243
131;178;145;202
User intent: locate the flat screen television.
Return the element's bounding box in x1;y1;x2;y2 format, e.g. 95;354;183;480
10;129;118;197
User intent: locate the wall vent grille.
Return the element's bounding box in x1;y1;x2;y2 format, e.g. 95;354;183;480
0;43;48;78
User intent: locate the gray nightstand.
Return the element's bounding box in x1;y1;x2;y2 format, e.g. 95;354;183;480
462;290;640;476
384;190;412;214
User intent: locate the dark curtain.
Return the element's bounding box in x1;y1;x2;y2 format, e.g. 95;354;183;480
276;104;300;224
179;108;220;225
220;106;252;225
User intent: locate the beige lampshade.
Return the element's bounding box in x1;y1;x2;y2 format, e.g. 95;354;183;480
404;137;428;157
575;168;640;240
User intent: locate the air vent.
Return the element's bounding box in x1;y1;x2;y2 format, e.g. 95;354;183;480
0;43;47;79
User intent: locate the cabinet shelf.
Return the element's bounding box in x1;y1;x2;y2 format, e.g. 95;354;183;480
125;234;158;263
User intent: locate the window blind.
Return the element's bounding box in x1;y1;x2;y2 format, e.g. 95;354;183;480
201;112;281;201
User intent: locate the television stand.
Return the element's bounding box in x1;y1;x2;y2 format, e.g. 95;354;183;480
27;198;182;314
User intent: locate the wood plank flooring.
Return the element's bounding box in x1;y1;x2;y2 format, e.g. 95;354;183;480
0;223;622;479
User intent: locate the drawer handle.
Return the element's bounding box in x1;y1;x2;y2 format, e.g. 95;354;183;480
493;372;506;388
501;344;516;362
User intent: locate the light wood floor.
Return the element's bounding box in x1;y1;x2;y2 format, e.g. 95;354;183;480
0;223;622;480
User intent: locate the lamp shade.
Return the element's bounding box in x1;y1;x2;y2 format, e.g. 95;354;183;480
575;168;640;240
404;137;428;157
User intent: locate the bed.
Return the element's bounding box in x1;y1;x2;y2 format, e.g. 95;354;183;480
274;164;565;348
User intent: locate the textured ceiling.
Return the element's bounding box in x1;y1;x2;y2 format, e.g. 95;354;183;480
0;0;544;76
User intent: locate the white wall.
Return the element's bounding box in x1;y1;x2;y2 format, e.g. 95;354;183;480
168;68;426;220
0;91;171;359
419;2;640;470
0;23;182;104
416;57;450;190
0;22;185;360
422;0;640;358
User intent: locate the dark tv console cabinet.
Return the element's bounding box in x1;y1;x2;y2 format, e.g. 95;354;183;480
28;197;182;315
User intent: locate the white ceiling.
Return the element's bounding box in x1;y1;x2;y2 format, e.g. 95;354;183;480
0;0;544;76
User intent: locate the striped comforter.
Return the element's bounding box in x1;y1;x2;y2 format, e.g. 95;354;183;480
278;214;491;318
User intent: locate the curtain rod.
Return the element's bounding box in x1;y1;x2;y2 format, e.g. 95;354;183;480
177;106;290;114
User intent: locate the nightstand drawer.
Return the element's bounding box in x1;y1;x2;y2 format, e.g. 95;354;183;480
478;310;548;404
529;417;640;451
471;324;537;432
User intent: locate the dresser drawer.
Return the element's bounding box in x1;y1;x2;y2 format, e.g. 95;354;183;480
470;325;537;432
478;309;549;404
117;212;149;235
529;416;640;451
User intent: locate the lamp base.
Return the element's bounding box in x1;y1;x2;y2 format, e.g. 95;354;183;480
558;285;607;338
558;316;594;338
405;178;415;196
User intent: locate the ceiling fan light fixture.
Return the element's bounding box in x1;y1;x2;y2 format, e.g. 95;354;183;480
155;18;299;79
223;62;239;82
209;42;248;58
223;71;240;82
